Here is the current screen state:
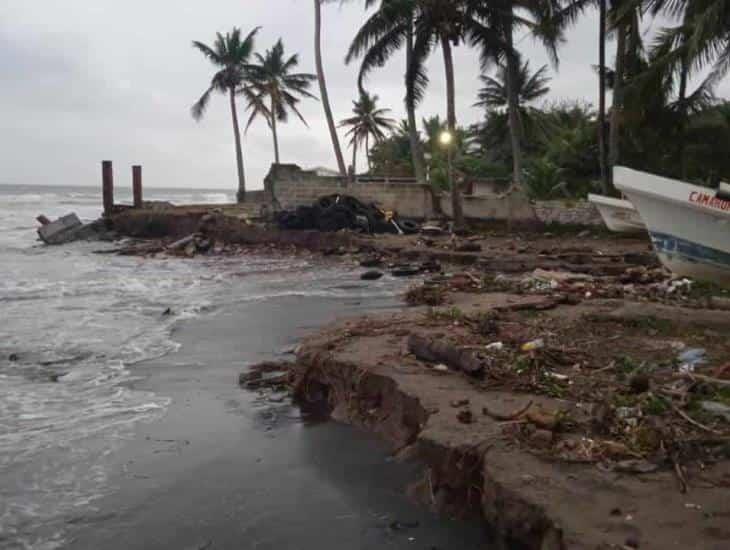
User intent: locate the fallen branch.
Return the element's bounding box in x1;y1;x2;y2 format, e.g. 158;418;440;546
670;402;723;435
482;400;534;421
672;454;688;494
683;373;730;388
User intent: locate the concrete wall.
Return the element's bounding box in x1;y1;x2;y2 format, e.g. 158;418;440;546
265;165;603;226
533;200;603;226
440;194;536;222
266;164;434;219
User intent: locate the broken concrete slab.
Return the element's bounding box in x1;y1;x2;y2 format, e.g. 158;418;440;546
37;214;83;245
37;214;113;245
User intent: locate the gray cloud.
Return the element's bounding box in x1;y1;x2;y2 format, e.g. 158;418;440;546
1;1;728;191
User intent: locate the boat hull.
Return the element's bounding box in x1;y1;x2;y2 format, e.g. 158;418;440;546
587;194;645;233
614;167;730;285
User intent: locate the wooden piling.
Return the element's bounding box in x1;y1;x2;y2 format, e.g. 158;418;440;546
132;165;143;208
102;160;114;216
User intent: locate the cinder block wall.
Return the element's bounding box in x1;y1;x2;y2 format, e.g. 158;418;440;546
533;200;603;226
267;164;434;219
264;165;603;226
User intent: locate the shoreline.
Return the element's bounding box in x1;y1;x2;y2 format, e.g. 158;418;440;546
102;207;730;549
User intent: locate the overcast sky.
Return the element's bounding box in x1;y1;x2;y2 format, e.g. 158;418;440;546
2;1;728;191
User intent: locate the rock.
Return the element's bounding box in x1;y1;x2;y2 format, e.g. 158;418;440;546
184;242;197;257
8;353;19;362
361;270;384;281
629;373;650;394
391;265;421;277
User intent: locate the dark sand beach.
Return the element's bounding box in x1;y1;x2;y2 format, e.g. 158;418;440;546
63;293;484;550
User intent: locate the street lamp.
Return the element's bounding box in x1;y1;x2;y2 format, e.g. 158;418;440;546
439;130;453;147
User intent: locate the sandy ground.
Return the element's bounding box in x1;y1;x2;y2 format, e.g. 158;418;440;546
62;292;485;550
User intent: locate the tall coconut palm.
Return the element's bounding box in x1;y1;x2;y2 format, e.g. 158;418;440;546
340;92;397;173
607;0;643;171
314;0;348;179
244;39;318;165
345;1;429;190
468;0;585;193
191;27;259;203
347;0;472;226
475;58;551;111
645;0;730;178
474;57;552;168
598;0;610;192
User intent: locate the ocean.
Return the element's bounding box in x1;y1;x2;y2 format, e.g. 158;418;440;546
0;184;483;550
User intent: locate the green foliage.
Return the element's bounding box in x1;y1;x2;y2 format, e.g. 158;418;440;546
524;157;566;200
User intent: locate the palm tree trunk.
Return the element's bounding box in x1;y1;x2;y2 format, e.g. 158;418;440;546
598;0;610;193
609;22;626;171
440;35;464;228
365;134;371;172
678;54;689;179
314;0;348;182
505;28;523;191
271;96;281;165
229;87;246;203
352;142;357;180
407;20;440;216
406;20;427;185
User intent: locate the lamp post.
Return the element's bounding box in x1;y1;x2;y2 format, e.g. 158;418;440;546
439;130;453;209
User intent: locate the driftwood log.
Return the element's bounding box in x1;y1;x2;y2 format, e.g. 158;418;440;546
407;334;488;376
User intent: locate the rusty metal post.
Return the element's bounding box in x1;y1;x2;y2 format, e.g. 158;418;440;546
102;160;114;216
132;165;143;208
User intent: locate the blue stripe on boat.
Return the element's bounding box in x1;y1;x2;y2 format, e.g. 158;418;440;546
650;232;730;269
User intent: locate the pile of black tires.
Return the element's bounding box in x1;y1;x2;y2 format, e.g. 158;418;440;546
275;194;420;235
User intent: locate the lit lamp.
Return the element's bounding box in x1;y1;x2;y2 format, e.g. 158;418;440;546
439;130;453;146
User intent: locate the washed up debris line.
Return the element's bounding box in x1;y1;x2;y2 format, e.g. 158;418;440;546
240;269;730;495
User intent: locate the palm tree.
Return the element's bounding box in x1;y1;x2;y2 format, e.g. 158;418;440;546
314;0;348;179
346;1;429;190
607;0;643;171
244;39;317;165
191;27;259;203
598;0;610;192
340;92;397;174
645;0;730;179
474;58;551;111
347;0;471;227
468;1;584;193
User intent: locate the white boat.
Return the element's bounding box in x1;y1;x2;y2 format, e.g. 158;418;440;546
588;193;646;233
614;166;730;286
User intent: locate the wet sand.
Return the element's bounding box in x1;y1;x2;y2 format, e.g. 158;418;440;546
63;293;485;550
